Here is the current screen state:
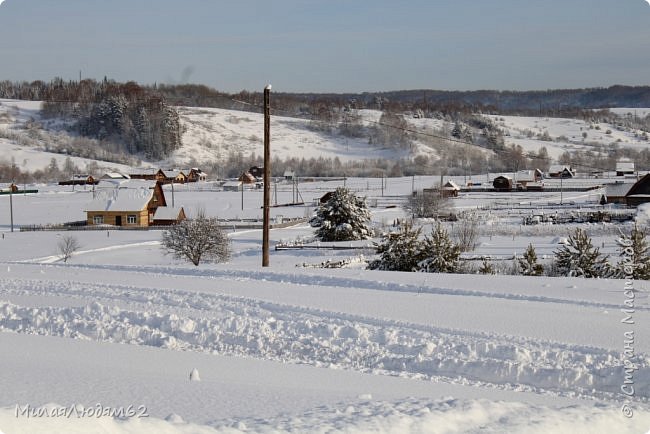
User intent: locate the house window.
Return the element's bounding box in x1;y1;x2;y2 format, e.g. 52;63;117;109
93;215;104;225
127;215;137;224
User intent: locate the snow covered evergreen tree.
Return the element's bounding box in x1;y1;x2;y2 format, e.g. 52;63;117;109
368;223;425;271
418;223;461;273
615;224;650;280
519;244;544;276
553;228;609;278
316;187;372;241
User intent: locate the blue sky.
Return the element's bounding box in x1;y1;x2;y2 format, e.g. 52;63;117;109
1;0;649;93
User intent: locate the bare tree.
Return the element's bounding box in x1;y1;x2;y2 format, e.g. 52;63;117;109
161;211;231;266
57;234;80;263
405;190;452;219
451;215;480;252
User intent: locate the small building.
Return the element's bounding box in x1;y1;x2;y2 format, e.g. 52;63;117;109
152;206;187;226
156;169;187;184
493;175;513;191
101;172;130;180
547;165;575;178
284;169;295;181
616;159;635;176
58;174;97;186
129;168;158;181
85;179;168;227
187;168;207;182
515;169;543;186
441;180;461;197
604;182;633;205
238;172;257;184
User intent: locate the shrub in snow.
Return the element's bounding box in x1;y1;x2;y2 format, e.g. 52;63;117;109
189;368;200;381
478;258;494;275
57;234;80;263
404;190;451;219
161;210;231;266
518;244;544;276
451;216;480;252
316;187;371;241
418;223;462;273
553;228;610;278
368;223;425;271
614;224;650;280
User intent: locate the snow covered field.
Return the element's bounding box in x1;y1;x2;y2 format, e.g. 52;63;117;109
0;178;649;433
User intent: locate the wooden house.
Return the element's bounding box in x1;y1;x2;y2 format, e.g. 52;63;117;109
129;168;158;181
605;182;634;205
187;168;207;182
58;174;97;186
441;180;461;197
515;169;543;186
101;172;130;180
625;174;650;207
547;165;575;178
85;179;170;227
238;172;257;184
156;169;187;184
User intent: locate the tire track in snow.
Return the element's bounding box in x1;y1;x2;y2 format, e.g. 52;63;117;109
0;277;648;403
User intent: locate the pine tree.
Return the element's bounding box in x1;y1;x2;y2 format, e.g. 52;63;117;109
553;228;609;278
316;187;372;241
418;223;461;273
615;224;650;280
368;223;425;271
451;122;463;139
519;244;544;276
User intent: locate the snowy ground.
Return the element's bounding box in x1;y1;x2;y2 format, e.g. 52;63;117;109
0;178;649;433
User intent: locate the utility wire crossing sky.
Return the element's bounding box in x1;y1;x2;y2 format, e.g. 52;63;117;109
0;0;649;93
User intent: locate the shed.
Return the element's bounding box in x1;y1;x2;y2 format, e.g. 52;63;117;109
441;180;461;197
152;206;187;226
493;175;513;191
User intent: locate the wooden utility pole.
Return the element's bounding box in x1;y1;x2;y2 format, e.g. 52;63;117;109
262;84;272;267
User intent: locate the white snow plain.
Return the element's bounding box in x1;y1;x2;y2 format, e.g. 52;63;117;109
0;177;649;433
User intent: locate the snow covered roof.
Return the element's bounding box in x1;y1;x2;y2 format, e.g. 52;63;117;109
548;165;572;174
605;182;633;197
101;172;130;179
616;160;635;172
85;179;156;212
153;206;184;220
442;180;460;190
160;169;186;178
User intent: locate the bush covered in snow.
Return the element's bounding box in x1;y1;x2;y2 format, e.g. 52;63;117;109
316;187;372;241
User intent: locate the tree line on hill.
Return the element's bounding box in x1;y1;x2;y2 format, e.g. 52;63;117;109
0;78;182;160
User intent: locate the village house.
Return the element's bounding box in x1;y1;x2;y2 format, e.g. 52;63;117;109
616;159;635;176
156;169;187;184
85;179;184;227
624;173;650;207
547;165;575;178
58;174;97;186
